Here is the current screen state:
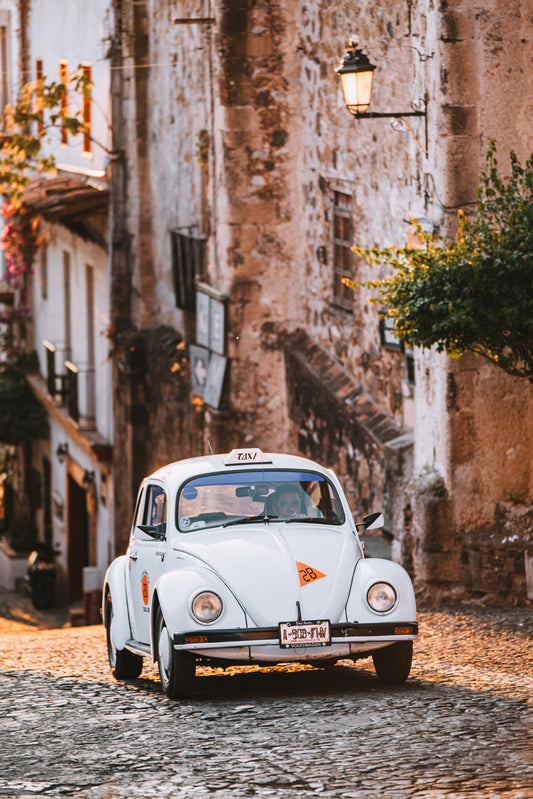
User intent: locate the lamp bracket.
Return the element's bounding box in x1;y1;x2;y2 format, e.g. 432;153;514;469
353;110;424;119
353;100;428;157
173;17;215;25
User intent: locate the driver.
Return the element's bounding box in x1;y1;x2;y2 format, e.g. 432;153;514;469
270;485;305;518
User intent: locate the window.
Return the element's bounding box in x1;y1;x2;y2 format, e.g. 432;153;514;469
176;470;345;532
170;231;206;312
405;349;415;385
85;264;95;419
63;250;71;357
81;64;92;156
332;191;354;311
147;486;166;528
135;485;167;535
380;315;404;352
0;12;11;128
39;243;48;300
59;60;68;145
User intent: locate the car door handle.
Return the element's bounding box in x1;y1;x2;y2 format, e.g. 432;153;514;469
129;553;138;561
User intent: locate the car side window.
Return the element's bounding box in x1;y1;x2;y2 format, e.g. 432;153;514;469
143;485;167;533
131;491;144;539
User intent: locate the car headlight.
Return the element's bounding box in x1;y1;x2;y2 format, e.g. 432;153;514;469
367;582;397;613
191;591;223;623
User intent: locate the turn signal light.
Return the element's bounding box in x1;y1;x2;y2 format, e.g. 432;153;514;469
185;635;208;644
394;626;413;635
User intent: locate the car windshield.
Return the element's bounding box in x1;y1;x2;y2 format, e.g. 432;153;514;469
176;470;345;532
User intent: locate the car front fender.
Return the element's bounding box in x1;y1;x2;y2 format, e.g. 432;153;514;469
151;567;248;656
345;557;417;624
102;556;133;651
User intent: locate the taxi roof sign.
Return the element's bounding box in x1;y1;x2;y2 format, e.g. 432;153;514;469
224;448;272;465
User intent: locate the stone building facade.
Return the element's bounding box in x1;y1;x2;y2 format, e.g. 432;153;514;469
1;1;531;606
104;0;532;604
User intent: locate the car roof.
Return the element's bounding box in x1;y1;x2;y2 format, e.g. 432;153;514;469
145;448;334;489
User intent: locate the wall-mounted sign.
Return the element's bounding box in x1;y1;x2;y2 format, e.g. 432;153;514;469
209;299;225;356
190;345;210;398
196;291;210;348
203;353;227;409
194;284;228;409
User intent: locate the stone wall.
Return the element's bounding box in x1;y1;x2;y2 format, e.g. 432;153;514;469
108;0;533;603
461;503;533;606
284;329;411;527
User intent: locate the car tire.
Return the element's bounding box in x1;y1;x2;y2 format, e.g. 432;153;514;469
156;607;196;700
104;591;143;680
372;640;413;684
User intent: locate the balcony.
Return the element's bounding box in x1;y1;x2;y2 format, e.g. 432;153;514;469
43;340;95;429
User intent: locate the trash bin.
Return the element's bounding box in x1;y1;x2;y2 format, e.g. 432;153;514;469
25;544;57;609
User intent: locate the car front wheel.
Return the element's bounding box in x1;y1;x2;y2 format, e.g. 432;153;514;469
156;607;196;699
104;591;143;680
372;640;413;684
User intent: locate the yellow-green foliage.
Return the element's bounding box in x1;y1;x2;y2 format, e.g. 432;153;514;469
349;145;533;381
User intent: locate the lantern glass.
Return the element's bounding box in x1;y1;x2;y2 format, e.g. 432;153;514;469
339;69;374;115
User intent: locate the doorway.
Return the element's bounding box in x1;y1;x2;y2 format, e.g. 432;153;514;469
67;474;90;603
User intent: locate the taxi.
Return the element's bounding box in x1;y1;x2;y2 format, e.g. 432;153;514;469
102;448;418;699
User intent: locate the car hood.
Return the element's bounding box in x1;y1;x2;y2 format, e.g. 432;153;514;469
173;524;358;627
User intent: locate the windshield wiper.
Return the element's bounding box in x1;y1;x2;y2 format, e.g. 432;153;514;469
222;514;279;527
284;515;341;525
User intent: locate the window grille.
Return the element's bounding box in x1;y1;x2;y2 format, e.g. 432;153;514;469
170;231;206;313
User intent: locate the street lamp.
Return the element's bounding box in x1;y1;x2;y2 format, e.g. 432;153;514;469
335;38;376;115
335;37;428;154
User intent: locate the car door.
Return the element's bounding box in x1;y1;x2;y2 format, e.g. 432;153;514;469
126;482;169;644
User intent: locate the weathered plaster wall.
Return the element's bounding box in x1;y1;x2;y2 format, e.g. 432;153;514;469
213;0;298;449
118;0;427;523
296;0;430;425
112;0;532;601
406;0;533;601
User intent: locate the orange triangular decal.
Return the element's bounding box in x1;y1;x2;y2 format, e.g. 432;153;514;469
296;561;326;587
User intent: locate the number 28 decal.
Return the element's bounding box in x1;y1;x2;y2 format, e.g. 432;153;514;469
296;561;326;587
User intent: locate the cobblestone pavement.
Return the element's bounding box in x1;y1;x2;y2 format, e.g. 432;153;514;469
0;590;531;799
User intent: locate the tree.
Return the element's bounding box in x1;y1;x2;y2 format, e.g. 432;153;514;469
350;145;533;381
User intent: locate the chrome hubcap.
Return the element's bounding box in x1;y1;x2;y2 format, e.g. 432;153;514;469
158;623;171;676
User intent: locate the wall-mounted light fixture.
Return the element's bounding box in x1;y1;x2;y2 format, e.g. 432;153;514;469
336;37;428;155
82;470;95;490
55;442;69;464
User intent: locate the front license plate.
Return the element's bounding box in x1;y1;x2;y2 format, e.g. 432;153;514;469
279;620;331;648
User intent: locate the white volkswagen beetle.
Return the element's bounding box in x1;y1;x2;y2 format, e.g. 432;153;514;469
102;448;418;699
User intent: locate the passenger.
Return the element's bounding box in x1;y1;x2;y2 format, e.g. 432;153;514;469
151;488;166;526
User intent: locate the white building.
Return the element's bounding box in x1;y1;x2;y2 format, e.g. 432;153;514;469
0;0;114;613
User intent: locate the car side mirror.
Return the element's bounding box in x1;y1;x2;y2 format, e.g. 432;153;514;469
363;512;384;531
354;511;384;535
137;523;166;540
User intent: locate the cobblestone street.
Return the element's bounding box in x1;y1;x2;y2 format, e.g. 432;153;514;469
0;591;531;799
